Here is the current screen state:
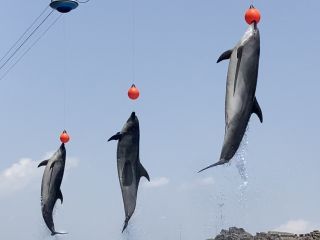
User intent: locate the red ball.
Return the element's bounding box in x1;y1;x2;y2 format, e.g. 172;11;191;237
245;5;261;24
60;130;70;143
128;84;140;100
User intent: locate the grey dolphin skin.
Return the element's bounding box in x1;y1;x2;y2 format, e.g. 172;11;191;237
38;143;67;236
199;22;263;172
108;112;150;232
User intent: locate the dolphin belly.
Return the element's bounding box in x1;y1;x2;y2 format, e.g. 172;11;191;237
220;106;252;161
121;161;134;186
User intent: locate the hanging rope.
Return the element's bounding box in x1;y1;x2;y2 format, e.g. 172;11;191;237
0;9;54;73
76;0;91;3
0;14;62;81
131;0;136;83
0;5;50;65
62;16;67;129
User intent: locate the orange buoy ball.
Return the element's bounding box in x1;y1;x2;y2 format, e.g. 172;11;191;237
60;130;70;143
245;5;261;25
128;84;140;100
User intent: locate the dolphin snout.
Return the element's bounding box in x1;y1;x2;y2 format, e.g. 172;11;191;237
60;143;66;151
130;112;136;119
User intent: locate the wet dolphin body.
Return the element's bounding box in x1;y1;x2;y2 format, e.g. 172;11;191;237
38;143;67;236
108;112;150;232
199;22;263;172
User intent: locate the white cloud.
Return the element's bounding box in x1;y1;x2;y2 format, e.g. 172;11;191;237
0;153;79;196
0;158;39;195
143;177;169;189
179;177;215;190
197;177;215;186
274;220;318;234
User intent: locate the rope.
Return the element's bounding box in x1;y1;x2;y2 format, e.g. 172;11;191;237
62;16;67;129
76;0;91;3
0;9;54;72
0;5;50;65
0;14;62;81
132;0;136;83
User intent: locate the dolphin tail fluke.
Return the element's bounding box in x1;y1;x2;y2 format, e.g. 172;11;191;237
198;160;226;173
51;231;68;236
122;217;130;233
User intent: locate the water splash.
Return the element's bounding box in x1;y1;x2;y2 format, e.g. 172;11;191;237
214;193;226;236
234;125;250;227
235;125;249;194
120;201;148;240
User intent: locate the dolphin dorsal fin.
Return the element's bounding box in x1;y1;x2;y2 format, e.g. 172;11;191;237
252;97;263;123
108;132;122;141
38;160;49;168
217;49;233;63
57;189;63;204
138;162;150;181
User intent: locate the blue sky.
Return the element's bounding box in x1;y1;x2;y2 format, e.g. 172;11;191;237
0;0;319;239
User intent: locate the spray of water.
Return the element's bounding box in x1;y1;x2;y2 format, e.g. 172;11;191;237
234;124;251;228
214;193;226;235
119;202;146;240
235;125;250;194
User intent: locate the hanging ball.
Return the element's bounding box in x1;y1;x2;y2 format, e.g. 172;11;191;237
245;5;261;25
60;130;70;143
128;84;140;100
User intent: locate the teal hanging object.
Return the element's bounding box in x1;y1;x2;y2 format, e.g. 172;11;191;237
50;0;79;13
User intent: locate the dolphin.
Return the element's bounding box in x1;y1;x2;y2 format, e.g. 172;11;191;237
199;22;263;172
108;112;150;232
38;143;67;236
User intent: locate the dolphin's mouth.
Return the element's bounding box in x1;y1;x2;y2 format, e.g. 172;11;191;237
130;112;136;119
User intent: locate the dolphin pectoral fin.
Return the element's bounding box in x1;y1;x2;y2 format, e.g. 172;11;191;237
252;97;263;123
37;159;49;168
217;49;232;63
198;160;226;173
108;132;122;141
57;189;63;204
138;162;150;181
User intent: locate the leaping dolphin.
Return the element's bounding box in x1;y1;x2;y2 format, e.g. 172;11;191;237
108;112;150;232
199;22;263;172
38;143;67;236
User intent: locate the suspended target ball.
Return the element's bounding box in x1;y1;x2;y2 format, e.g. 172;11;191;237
245;5;261;25
128;84;140;100
60;130;70;143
